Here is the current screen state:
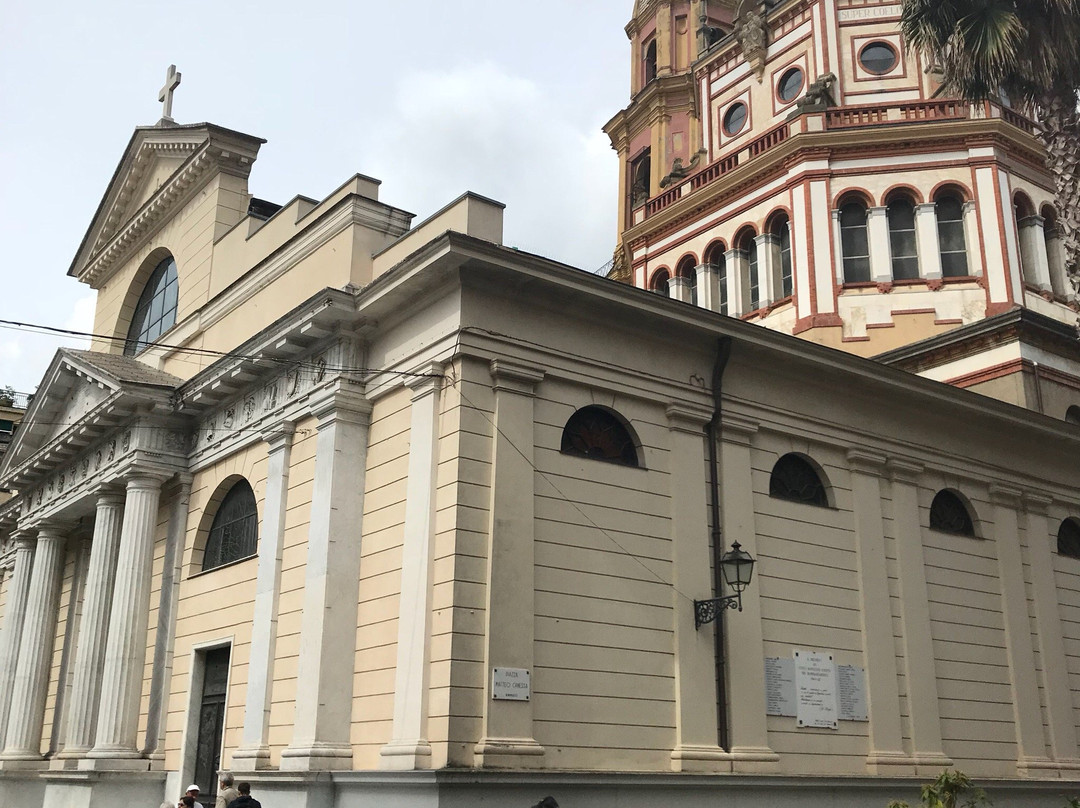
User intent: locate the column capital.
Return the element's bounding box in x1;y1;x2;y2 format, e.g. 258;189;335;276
719;413;758;444
35;521;74;541
404;362;445;400
93;488;127;507
261;422;296;452
489;359;544;395
989;482;1023;505
1018;214;1046;230
847;448;887;474
10;530;35;552
309;385;372;426
666;402;712;434
887;458;923;483
1023;492;1053;514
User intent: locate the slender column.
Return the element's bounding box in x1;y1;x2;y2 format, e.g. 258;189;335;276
668;274;692;304
1023;494;1080;769
848;451;910;773
696;263;720;312
234;426;295;771
144;475;192;761
381;368;443;770
281;388;371;771
1045;225;1070;298
755;233;779;307
474;360;546;767
56;492;125;760
831;209;844;284
1017;216;1052;291
0;533;35;752
888;461;951;766
85;473;164;767
667;404;728;772
962;201;984;277
0;524;68;764
914;204;943;279
725;248;745;316
989;485;1052;772
867;207;892;282
719;414;778;772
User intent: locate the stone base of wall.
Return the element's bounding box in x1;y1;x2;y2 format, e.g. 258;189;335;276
3;768;1078;807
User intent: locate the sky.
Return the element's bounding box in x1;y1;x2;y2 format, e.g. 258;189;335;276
0;0;632;396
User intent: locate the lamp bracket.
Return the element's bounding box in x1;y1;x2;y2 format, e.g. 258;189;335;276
694;593;742;628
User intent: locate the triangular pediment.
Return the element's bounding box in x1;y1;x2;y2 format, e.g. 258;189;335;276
68;122;265;287
0;349;182;487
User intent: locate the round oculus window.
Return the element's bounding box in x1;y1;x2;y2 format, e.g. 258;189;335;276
723;102;748;136
777;67;804;102
859;41;899;75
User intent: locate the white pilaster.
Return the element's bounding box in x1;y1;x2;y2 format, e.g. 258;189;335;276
989;485;1053;773
281;388;371;771
474;360;546;767
0;533;34;752
668;274;692;303
381;367;443;770
0;524;68;765
85;473;164;767
1023;495;1080;769
848;451;910;773
1017;216;1052;291
914;203;942;279
755;233;778;307
867;207;892;282
962;201;984;278
1045;225;1070;298
233;425;295;771
888;461;951;768
719;415;778;772
667;404;729;772
725;248;745;316
57;491;125;760
695;263;720;312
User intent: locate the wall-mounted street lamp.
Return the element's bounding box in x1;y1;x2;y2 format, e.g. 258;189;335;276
694;541;756;628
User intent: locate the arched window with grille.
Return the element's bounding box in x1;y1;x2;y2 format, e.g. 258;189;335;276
887;197;919;280
936;194;969;277
1058;517;1080;559
839;202;871;283
561;406;640;467
929;489;976;537
124;255;179;356
769;453;829;507
203;479;259;571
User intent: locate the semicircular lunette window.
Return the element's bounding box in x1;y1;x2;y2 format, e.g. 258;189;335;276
124;255;179;356
778;67;805;102
203;479;259;571
929;489;975;536
723;102;748;136
561;406;639;467
859;41;899;75
769;453;828;507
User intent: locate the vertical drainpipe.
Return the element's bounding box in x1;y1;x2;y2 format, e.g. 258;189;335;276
706;335;733;749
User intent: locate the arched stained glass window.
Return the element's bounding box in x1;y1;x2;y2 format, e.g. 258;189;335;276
769;453;828;507
561;406;640;467
203;479;258;571
929;489;975;536
124;256;179;356
1058;518;1080;559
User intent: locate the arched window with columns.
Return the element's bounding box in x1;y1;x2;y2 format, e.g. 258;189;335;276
704;241;728;315
935;192;969;277
736;228;759;312
886;194;919;280
1041;204;1069;297
650;268;670;296
769;213;793;299
839;201;871;283
675;255;698;305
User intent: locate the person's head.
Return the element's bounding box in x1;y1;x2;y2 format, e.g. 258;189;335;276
219;772;234;789
185;784;200;798
238;782;251;796
180;798;196;808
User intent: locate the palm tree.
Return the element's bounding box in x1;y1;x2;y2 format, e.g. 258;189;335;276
901;0;1080;293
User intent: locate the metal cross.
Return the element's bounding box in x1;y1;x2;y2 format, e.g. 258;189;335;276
158;64;182;121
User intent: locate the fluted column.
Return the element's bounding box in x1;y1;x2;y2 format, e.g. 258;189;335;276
381;368;442;770
0;533;36;751
234;425;295;771
56;491;125;760
0;524;68;764
86;473;164;767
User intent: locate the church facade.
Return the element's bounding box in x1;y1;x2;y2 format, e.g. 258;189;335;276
0;8;1079;807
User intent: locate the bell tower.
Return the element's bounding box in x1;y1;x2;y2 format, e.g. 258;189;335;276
605;1;733;279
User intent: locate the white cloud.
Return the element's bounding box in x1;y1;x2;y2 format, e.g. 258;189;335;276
365;63;617;272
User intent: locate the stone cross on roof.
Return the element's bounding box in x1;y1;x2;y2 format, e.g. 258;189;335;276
158;64;181;122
